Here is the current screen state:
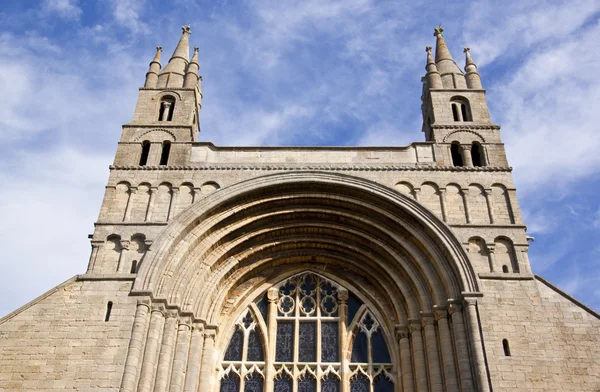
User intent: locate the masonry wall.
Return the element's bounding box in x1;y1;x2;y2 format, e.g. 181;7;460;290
0;278;137;391
479;277;600;391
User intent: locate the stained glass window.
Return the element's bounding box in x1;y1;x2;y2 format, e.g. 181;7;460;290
219;272;394;392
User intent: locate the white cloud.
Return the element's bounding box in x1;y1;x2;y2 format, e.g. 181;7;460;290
43;0;82;20
110;0;149;34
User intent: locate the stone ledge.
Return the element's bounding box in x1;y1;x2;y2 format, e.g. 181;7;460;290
77;274;136;281
94;222;168;226
478;272;535;280
109;164;512;172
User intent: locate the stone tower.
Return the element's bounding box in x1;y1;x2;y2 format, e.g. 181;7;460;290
0;26;599;392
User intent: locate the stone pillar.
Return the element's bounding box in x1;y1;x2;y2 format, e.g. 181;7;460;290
86;242;102;272
448;301;474;392
518;247;532;274
413;188;421;203
120;299;151;392
408;319;428;392
486;245;496;273
146;187;158;221
168;187;180;221
192;187;201;204
169;319;192;392
462;188;472;224
265;288;279;392
484;189;495;224
438;188;448;222
464;298;490;392
124;187;137;222
117;240;130;273
198;327;217;392
138;304;166;391
434;306;458;392
421;314;443;392
338;289;349;392
160;102;172;121
154;310;179;392
461;145;473;167
183;323;204;392
395;326;414;392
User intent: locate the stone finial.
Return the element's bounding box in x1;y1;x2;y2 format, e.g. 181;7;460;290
426;46;432;54
434;25;444;37
193;46;199;54
182;25;191;34
464;47;470;54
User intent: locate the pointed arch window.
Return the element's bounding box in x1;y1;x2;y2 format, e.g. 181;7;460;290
219;273;394;392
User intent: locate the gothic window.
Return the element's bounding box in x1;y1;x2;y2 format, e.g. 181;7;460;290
139;141;150;166
158;96;175;121
219;272;394;391
159;141;171;165
451;142;463;167
471;142;483;167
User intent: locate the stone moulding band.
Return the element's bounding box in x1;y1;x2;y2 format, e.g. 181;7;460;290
110;165;512;172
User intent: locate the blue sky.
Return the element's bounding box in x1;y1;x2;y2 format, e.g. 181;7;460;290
0;0;599;317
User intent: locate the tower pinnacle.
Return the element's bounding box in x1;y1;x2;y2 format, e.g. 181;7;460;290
184;47;201;88
464;47;483;89
425;46;443;89
157;25;191;88
144;46;162;88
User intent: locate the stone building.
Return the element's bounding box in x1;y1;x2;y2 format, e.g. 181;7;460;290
1;26;599;392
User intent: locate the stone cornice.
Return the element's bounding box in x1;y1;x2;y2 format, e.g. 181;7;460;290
433;124;501;130
110;165;512;172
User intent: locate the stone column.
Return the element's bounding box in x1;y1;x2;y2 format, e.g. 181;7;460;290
486;245;496;273
124;187;137;222
120;299;151;392
265;288;279;392
448;301;474;392
168;187;180;221
183;323;204;392
484;189;495;224
434;306;458;392
438;188;448;222
464;298;490;392
146;187;158;221
117;240;130;273
154;310;179;392
198;327;217;392
395;326;414;392
338;289;349;392
192;187;201;204
421;314;443;392
518;247;532;274
138;304;166;391
462;188;472;224
169;319;192;392
461;145;473;167
86;241;102;272
408;319;428;392
413;188;421;203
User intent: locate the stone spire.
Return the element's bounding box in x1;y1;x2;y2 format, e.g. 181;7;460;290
464;48;483;89
184;47;200;88
144;46;162;88
425;46;443;89
433;26;466;88
158;25;191;88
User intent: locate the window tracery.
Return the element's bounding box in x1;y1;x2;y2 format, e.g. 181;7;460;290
219;272;394;391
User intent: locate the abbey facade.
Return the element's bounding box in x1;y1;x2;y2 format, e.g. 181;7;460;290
0;26;599;392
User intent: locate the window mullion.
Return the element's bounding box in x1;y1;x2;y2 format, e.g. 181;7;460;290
339;289;349;392
265;288;278;392
293;282;300;392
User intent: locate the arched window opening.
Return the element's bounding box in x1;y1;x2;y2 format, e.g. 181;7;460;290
130;260;138;274
158;97;175;121
451;142;463;167
159;141;171;165
105;301;113;322
471;142;483;167
461;103;471;121
503;339;511;356
502;265;509;273
219;272;394;392
139;141;150;166
451;104;460;121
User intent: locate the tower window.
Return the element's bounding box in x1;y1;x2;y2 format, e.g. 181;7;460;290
450;97;472;122
471;142;483;167
159;141;171;165
502;265;509;273
105;301;113;322
451;142;463;167
503;339;511;356
158;97;175;121
131;260;138;274
139;141;150;166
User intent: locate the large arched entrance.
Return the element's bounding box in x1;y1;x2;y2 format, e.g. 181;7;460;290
121;172;488;392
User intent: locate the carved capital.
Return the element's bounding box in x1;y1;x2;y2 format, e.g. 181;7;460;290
120;240;130;251
151;303;166;315
144;240;153;248
192;322;205;333
203;326;217;341
137;298;151;308
420;313;435;327
433;305;448;321
395;325;410;341
178;316;193;329
267;288;279;303
166;309;179;319
487;244;496;254
463;297;478;307
447;299;462;315
408;318;422;333
338;289;349;302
